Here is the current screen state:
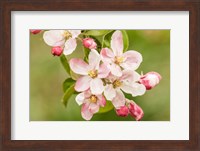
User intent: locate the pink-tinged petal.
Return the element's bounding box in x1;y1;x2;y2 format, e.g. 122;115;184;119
110;63;122;77
75;92;85;105
104;84;116;100
131;83;146;97
121;51;143;70
90;78;104;95
88;49;101;70
63;38;77;55
111;30;123;56
75;76;91;92
116;106;129;117
43;30;65;47
120;70;134;82
88;103;99;113
69;30;81;38
100;48;114;64
81;103;93;120
112;90;125;108
129;102;144;121
98;63;110;78
96;95;106;107
69;58;89;75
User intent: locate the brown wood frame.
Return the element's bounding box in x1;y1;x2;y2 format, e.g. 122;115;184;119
0;0;200;150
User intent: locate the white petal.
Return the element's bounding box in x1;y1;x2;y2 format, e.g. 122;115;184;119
75;92;85;105
120;84;134;94
104;84;116;100
112;90;125;108
111;30;123;56
132;83;146;96
63;38;77;55
75;76;91;92
110;63;122;77
90;78;104;95
69;30;81;38
89;49;101;70
43;30;65;46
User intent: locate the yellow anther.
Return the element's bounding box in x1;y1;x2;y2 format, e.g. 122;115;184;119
90;95;97;103
63;31;72;39
113;80;122;88
114;56;124;65
88;70;98;78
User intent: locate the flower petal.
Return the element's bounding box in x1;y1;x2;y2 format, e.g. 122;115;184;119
75;92;85;105
110;63;122;77
69;30;81;38
88;103;99;113
81;103;93;120
43;30;65;46
75;76;91;92
90;78;104;95
104;84;116;100
112;90;125;108
111;30;123;56
131;83;146;96
121;50;142;70
63;38;77;55
98;63;110;78
100;48;114;64
97;95;106;107
69;58;89;75
88;49;101;70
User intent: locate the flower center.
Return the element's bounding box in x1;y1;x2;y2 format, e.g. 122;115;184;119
63;31;72;39
89;95;97;103
113;80;122;88
114;56;124;65
88;70;98;78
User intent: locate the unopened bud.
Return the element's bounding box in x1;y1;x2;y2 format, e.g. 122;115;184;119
82;38;97;49
51;46;63;56
30;30;42;34
116;106;129;117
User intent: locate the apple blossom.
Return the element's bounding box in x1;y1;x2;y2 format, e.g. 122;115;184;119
82;38;97;49
100;30;142;77
139;72;162;90
76;89;106;120
69;49;110;95
51;46;63;56
104;70;146;108
43;30;81;55
30;29;42;34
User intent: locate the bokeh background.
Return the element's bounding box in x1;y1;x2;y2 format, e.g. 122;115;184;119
30;30;170;121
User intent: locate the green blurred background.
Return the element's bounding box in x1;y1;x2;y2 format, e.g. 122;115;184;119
30;30;170;121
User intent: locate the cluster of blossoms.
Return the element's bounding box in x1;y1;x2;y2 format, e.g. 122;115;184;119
31;29;161;121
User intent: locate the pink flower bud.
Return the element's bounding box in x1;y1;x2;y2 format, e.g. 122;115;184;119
51;46;63;56
116;106;129;117
30;30;42;34
139;72;161;90
129;102;144;121
82;38;97;49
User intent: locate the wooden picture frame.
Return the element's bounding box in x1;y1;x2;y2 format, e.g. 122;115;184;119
0;0;199;150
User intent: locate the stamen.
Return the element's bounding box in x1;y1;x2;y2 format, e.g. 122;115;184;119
89;95;97;103
63;31;72;39
113;80;122;88
114;56;124;65
88;70;98;78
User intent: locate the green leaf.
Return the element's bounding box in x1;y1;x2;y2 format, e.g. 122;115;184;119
62;78;76;92
102;30;114;48
61;83;75;107
84;30;111;36
121;30;129;52
60;54;70;75
97;101;114;114
83;47;90;61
